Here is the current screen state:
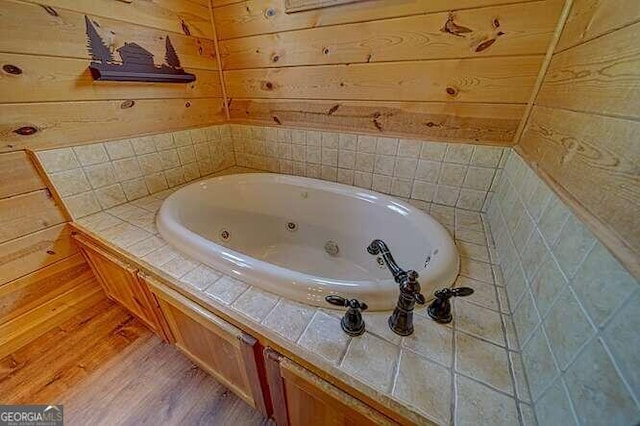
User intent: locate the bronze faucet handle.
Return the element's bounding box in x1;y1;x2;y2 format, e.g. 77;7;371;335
325;295;367;336
427;287;474;323
434;287;474;299
325;295;368;311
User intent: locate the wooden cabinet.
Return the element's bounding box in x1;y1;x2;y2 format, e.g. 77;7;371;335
74;235;169;341
149;281;269;417
264;348;396;426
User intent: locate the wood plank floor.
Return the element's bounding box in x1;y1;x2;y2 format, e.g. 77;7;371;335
0;298;270;426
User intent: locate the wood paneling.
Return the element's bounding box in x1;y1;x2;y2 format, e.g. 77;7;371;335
20;0;214;39
556;0;640;51
0;190;66;244
215;0;564;144
230;99;524;144
0;274;103;359
220;0;563;69
517;0;640;279
1;54;222;104
0;253;88;324
0;224;79;285
213;0;541;40
0;98;225;153
0;0;225;357
225;57;541;103
0;152;43;199
536;23;640;119
1;1;218;71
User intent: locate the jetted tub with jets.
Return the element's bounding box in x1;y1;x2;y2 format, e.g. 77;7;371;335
157;173;459;310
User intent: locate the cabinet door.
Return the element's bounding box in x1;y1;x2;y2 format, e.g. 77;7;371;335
264;349;396;426
150;281;269;417
75;236;168;340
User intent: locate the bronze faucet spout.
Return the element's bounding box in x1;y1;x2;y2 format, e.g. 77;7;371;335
367;239;407;283
367;239;425;336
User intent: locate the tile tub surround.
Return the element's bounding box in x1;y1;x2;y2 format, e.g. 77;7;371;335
229;124;506;212
487;151;640;425
72;172;533;426
37;126;235;219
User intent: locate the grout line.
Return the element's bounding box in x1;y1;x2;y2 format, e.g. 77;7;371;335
600;333;640;410
295;309;317;344
559;376;581;425
337;338;354;368
389;347;402;396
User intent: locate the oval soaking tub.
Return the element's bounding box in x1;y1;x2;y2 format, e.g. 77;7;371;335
157;173;459;311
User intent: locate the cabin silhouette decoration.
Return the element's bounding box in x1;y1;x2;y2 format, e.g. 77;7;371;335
85;16;196;83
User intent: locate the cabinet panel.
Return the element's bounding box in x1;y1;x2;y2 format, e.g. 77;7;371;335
75;236;168;340
264;348;396;426
150;282;268;415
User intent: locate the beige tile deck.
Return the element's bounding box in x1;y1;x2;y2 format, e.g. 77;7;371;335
69;170;529;425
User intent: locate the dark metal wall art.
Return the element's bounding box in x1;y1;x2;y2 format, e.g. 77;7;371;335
85;16;196;83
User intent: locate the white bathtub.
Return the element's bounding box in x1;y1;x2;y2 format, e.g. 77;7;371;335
157;173;459;311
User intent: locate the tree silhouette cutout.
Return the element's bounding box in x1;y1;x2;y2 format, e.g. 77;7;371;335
85;16;113;63
164;36;182;69
84;15;194;83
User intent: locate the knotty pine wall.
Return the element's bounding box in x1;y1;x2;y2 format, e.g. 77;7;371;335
517;0;640;279
0;0;225;356
212;0;565;145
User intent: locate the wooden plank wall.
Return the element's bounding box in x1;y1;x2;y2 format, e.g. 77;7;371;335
517;0;640;278
0;0;225;354
212;0;566;145
0;0;226;151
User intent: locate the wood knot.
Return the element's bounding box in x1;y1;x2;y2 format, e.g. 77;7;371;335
426;122;436;127
40;5;59;16
180;20;191;36
3;64;22;75
271;54;280;63
441;13;473;37
262;81;274;90
46;250;55;255
475;38;497;52
265;7;276;18
327;104;340;115
120;100;135;109
446;87;458;96
272;115;282;125
14;126;38;136
322;47;330;55
185;101;191;108
493;18;500;29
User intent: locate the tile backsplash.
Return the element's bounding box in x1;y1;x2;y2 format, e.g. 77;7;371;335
39;123;506;219
37;126;234;219
229;124;505;212
486;151;639;425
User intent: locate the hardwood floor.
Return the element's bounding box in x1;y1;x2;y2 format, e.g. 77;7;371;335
0;298;270;426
